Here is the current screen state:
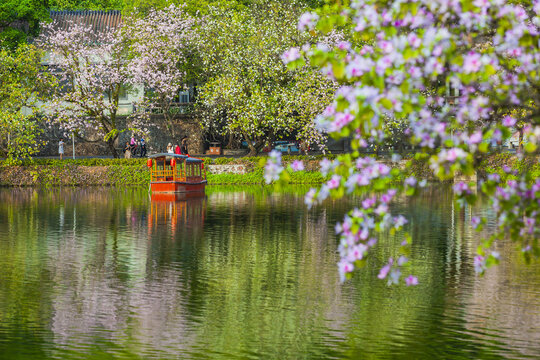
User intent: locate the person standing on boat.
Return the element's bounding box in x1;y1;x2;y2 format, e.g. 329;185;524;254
174;143;181;155
58;138;64;160
181;137;188;155
167;143;174;153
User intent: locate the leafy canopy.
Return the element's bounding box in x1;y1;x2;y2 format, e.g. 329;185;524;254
0;0;50;49
0;44;55;163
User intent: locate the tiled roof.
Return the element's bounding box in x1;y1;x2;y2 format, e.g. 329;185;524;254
49;10;123;33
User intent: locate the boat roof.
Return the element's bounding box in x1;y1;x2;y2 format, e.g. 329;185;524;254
149;153;204;163
186;157;204;164
149;153;188;159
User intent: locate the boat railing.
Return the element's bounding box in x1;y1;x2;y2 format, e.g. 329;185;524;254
150;162;207;183
150;169;175;182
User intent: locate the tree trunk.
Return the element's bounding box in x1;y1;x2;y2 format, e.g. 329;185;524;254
518;127;524;153
163;107;177;138
108;137;119;158
247;141;258;156
226;133;237;149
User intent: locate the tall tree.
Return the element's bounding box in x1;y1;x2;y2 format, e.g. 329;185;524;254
198;1;338;156
124;4;197;137
0;45;55;163
37;20;147;158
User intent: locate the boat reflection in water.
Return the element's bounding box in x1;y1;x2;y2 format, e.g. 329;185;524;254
148;192;206;237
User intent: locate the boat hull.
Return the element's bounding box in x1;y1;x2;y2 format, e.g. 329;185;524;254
151;181;206;194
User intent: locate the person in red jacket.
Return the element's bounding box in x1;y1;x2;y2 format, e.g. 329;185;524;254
174;143;181;154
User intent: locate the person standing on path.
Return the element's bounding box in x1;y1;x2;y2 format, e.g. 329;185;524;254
58;138;64;160
124;141;132;158
140;137;147;157
130;135;136;155
181;137;188;155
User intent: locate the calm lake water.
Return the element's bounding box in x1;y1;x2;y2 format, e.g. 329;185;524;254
0;186;539;360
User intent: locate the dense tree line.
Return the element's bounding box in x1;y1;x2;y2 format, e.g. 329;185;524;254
0;1;334;160
1;0;325;49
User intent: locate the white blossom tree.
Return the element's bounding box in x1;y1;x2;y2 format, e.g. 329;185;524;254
38;20;148;158
125;4;198;137
197;1;338;156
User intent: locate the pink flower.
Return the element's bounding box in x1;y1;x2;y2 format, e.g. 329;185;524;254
473;0;490;9
338;260;354;282
327;175;341;189
337;41;351;50
378;263;392;279
304;188;317;209
453;182;470;196
394;215;408;228
362;196;376;209
348;244;368;262
471;216;481;229
332;112;355;131
397;256;408;266
469;131;483;145
407;33;421;48
405;275;419;286
502;115;516;127
281;47;301;64
298;12;319;31
405;176;417;187
463;52;482;73
291;160;304;171
474;255;486;274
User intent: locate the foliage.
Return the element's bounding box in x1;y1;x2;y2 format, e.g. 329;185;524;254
0;45;55;164
7;157;149;167
270;0;540;285
208;168;326;184
0;0;49;49
49;0;123;11
122;0;245;15
121;0;324;16
197;1;339;156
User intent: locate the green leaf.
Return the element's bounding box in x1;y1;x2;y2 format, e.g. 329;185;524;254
380;98;393;109
478;142;489;153
524;142;537;153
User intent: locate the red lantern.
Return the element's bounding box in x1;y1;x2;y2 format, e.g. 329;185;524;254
171;158;176;167
146;159;152;168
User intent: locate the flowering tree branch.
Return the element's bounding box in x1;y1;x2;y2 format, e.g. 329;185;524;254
268;0;540;285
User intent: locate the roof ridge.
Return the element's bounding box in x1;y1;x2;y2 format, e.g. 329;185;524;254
48;9;123;33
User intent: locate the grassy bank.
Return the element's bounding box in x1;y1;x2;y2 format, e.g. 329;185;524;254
0;157;328;186
0;154;536;187
208;168;327;185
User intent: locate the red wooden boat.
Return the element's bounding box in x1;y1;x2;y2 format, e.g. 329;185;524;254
147;153;207;194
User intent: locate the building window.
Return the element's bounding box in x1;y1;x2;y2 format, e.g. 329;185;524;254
176;90;190;104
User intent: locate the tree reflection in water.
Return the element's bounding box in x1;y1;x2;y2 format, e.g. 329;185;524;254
0;186;538;359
